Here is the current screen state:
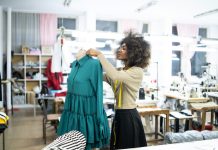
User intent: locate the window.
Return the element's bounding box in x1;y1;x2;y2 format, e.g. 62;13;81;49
95;20;119;52
57;17;76;41
172;26;178;35
198;28;207;38
172;51;181;76
142;24;148;33
58;18;76;30
105;55;117;67
96;38;117;51
96;20;118;32
191;52;207;77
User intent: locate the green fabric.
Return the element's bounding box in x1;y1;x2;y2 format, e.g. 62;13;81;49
57;55;110;150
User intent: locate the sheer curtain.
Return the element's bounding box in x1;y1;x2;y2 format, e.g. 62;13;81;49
12;12;40;52
40;14;57;46
177;24;198;81
177;24;198;38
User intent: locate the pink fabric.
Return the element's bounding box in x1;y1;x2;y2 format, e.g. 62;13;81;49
177;24;199;37
40;14;57;46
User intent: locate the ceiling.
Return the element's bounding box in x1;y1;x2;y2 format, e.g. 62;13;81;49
0;0;218;26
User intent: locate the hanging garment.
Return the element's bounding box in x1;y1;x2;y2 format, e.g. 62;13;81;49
52;41;62;73
57;55;110;150
52;38;74;74
45;58;63;90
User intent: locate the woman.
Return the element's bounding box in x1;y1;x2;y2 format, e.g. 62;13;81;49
86;31;151;149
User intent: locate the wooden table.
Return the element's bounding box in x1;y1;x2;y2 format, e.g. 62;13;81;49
137;107;170;142
190;102;218;130
164;91;210;111
165;91;209;102
207;92;218;104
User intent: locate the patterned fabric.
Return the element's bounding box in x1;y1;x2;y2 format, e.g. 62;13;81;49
57;55;110;150
42;130;86;150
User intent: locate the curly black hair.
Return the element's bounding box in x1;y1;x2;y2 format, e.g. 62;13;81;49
118;32;151;68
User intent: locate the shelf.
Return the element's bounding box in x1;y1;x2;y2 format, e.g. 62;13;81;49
25;66;40;69
41;79;48;81
12;53;52;106
26;79;40;81
17;79;25;82
14;53;25;56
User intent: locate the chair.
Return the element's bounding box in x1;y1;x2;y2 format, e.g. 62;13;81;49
41;97;61;144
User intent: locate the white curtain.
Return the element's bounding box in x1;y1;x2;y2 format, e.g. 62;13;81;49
181;44;196;82
12;12;40;52
177;24;198;81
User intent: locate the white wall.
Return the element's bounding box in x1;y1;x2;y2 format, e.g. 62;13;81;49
149;19;172;36
207;25;218;39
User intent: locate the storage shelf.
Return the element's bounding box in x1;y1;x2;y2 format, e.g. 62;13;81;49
12;53;52;106
26;79;41;81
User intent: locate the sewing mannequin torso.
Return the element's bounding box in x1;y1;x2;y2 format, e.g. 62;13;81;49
76;49;86;60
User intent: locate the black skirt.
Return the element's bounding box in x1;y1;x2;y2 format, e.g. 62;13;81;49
110;108;147;150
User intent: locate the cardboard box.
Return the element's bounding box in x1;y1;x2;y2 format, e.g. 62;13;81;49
21;45;29;54
41;45;53;54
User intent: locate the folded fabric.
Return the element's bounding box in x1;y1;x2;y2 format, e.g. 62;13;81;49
42;130;86;150
0;112;9;125
164;130;204;144
201;130;218;140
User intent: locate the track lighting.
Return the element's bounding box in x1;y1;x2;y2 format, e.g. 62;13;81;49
193;8;218;18
63;0;72;7
136;0;158;13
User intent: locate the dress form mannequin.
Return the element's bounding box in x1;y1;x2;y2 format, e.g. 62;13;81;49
76;49;86;60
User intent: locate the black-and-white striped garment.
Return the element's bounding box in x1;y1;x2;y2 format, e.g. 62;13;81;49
42;130;86;150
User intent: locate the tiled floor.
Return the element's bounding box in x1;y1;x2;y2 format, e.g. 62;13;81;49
1;107;218;150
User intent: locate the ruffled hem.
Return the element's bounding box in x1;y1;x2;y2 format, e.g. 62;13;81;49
57;94;110;149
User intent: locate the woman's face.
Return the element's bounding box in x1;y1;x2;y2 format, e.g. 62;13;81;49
116;43;127;60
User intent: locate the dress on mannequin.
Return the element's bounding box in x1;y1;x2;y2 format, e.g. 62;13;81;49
57;55;110;150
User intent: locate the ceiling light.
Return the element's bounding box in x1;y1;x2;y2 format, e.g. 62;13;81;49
63;0;72;7
136;0;158;13
193;8;218;18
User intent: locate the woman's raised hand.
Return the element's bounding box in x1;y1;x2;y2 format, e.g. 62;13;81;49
86;48;102;57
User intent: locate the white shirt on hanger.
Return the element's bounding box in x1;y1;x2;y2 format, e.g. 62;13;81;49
51;37;63;73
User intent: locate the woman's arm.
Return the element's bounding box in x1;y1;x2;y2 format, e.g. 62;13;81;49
86;49;143;84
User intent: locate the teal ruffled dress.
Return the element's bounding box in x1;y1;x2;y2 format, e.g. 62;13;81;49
57;55;110;150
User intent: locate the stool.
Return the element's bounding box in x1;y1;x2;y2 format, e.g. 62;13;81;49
159;114;175;134
169;111;194;132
